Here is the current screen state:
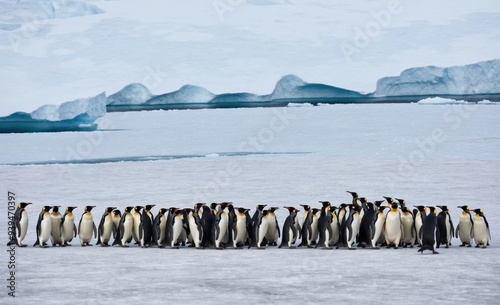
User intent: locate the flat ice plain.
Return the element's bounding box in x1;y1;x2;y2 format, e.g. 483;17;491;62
1;104;499;304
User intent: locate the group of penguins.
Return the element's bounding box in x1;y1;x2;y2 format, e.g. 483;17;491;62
7;191;491;254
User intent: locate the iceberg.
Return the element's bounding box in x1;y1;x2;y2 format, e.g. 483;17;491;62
375;59;500;96
416;97;468;105
107;83;153;105
0;92;106;133
146;85;215;105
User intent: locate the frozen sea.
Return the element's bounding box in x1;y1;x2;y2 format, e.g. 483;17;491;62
1;104;499;304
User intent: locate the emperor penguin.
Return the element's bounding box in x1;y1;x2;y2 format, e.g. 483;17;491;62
298;207;314;248
171;209;185;248
78;206;97;246
279;206;299;248
400;206;416;248
195;203;213;248
139;204;156;248
111;209;121;239
310;208;320;245
413;205;427;246
371;205;389;249
337;203;349;247
265;207;280;246
299;204;311;240
132;206;143;244
250;204;267;246
33;206;53;247
214;203;229;249
418;206;439;254
187;208;204;249
113;206;134;247
50;206;63;246
226;203;235;248
436;205;454;248
61;206;77;246
153;208;168;246
7;202;32;247
96;207;117;247
316;202;333;249
456;205;474;247
161;207;178;248
249;210;269;249
233;208;250;249
179;208;191;246
471;209;490;248
328;206;340;247
344;204;361;249
357;202;376;248
384;201;403;249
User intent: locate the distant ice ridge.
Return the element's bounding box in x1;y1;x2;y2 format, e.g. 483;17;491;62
31;92;106;121
146;85;215;104
416;97;469;105
107;83;153;106
375;59;500;96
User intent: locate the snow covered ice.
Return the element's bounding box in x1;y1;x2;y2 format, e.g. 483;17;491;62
1;104;499;304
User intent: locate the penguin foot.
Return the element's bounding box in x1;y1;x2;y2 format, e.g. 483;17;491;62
386;246;391;249
394;247;398;249
255;247;266;250
19;244;27;247
445;245;449;248
432;251;439;254
475;245;480;248
372;247;380;250
467;244;471;247
459;244;465;247
215;247;224;250
482;246;487;249
347;247;356;250
196;246;205;250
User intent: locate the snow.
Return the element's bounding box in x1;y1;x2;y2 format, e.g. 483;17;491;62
146;85;215;105
0;104;499;304
376;59;500;96
107;83;153;106
416;97;468;105
29;92;106;121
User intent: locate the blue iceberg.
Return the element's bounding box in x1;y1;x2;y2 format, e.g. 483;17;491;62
0;92;106;133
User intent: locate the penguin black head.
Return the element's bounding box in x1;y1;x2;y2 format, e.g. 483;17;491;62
66;206;77;212
374;200;385;207
134;206;143;212
395;198;406;205
112;209;122;216
268;207;279;213
18;202;32;209
378;206;389;212
401;206;410;213
383;196;393;204
283;206;297;214
256;204;267;211
299;204;311;211
144;204;156;211
210;203;218;210
105;207;117;213
339;203;348;209
158;208;168;215
173;209;183;216
471;209;483;215
193;203;206;212
391;201;399;209
346;191;358;198
457;205;470;212
42;206;52;212
184;208;193;214
366;202;375;209
84;206;96;212
319;201;331;208
349;204;360;213
124;206;134;213
169;207;178;214
330;206;338;211
413;205;426;212
237;207;247;213
52;206;61;212
226;204;234;211
261;210;269;216
427;206;437;214
358;197;367;204
436;205;448;212
220;202;230;209
311;208;321;215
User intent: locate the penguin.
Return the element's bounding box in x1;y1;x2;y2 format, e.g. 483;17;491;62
132;206;143;244
413;205;427;246
371;205;389;249
195;203;213;247
7;202;32;247
214;203;229;249
343;204;361;249
244;208;253;246
328;206;340;247
139;204;155;248
187;208;204;249
225;203;235;248
400;206;415;248
111;209;121;239
384;200;403;249
249;210;269;249
418;206;439;254
33;206;52;248
96;207;117;247
279;206;299;248
396;198;407;210
113;206;134;247
161;207;178;248
50;206;63;246
78;205;97;246
471;209;490;248
337;203;349;247
265;207;280;246
153;208;168;246
178;208;191;247
310;208;320;245
436;205;454;248
358;197;368;219
251;204;267;247
357;202;376;248
346;191;360;207
456;205;474;247
315;202;333;249
298;207;314;248
233;208;250;249
171;209;185;248
60;206;77;246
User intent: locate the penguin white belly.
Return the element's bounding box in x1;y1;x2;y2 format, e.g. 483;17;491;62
39;216;52;244
401;214;414;244
473;218;488;245
288;227;295;247
347;215;360;248
458;215;473;243
62;216;75;242
445;216;451;243
19;210;29;241
265;216;278;243
215;216;228;247
172;218;184;246
329;216;340;246
372;216;385;247
132;213;141;242
101;217;114;243
188;217;200;247
294;217;301;239
415;214;423;244
234;218;247;245
122;216;133;244
159;216;167;245
79;215;94;243
311;217;319;243
51;215;63;244
384;212;402;244
257;218;269;247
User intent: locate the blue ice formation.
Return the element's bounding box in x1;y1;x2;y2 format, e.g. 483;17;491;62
0;92;106;133
375;59;500;96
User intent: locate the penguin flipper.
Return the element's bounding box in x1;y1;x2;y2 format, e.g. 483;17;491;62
73;223;77;238
455;224;459;238
33;238;39;247
276;217;281;238
93;222;97;238
98;214;106;238
484;216;491;240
